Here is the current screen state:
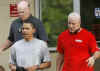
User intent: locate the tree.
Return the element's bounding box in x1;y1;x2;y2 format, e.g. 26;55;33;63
42;0;73;47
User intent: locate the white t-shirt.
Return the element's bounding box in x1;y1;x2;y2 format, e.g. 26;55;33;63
10;38;51;68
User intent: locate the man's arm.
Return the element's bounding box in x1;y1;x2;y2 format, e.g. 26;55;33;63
0;21;14;53
86;32;100;67
86;51;100;67
25;42;51;71
25;61;51;71
37;61;51;69
93;51;100;59
56;53;64;71
9;45;16;71
0;40;13;53
25;50;51;71
9;64;16;71
38;41;51;69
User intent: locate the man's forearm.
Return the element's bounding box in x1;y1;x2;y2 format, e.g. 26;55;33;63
86;51;100;67
0;40;13;52
37;62;51;70
93;51;100;60
56;59;63;71
25;62;51;71
9;64;16;71
56;53;64;71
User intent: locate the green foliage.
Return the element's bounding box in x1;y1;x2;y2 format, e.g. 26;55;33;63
42;0;73;47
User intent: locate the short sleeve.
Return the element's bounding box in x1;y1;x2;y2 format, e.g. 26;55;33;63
57;35;64;54
41;42;51;62
9;45;16;65
88;32;99;54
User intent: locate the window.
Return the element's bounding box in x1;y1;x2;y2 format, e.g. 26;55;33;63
41;0;73;47
35;0;73;47
80;0;100;42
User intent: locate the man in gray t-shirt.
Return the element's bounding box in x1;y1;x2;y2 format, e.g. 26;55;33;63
9;21;51;71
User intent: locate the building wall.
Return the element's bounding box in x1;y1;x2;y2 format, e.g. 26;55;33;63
0;0;10;70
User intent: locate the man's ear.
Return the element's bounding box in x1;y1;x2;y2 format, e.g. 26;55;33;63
33;28;36;33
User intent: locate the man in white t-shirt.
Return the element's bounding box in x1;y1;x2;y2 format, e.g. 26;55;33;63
9;21;51;71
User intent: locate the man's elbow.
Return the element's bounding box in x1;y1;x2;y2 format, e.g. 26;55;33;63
46;62;51;68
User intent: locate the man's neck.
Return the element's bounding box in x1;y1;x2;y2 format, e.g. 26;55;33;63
22;14;31;21
24;37;34;42
70;28;82;34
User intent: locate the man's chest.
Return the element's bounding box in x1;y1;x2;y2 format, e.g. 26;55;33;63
15;43;42;56
61;34;89;51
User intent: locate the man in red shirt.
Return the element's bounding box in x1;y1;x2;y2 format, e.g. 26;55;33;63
56;12;100;71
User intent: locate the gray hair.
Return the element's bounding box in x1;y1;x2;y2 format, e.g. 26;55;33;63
17;0;30;9
68;12;81;22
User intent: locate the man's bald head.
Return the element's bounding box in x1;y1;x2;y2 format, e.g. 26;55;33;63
17;0;31;20
68;12;81;23
67;12;81;33
17;0;29;9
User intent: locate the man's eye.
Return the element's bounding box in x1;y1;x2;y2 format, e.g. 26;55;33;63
26;28;29;29
72;23;76;25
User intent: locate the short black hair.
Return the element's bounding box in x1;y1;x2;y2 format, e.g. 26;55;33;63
23;20;36;28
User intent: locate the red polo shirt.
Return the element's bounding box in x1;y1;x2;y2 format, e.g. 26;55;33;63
57;28;99;71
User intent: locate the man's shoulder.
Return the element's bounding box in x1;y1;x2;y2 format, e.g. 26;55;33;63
81;28;93;35
30;16;40;21
11;18;21;26
34;38;48;50
12;18;21;23
34;38;46;44
59;29;69;38
81;28;95;39
11;39;24;50
30;16;42;24
13;39;24;46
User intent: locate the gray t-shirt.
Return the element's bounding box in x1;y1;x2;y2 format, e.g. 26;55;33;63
10;38;51;68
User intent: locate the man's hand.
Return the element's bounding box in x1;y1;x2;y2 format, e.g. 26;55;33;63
0;40;13;54
10;65;16;71
0;49;2;54
86;56;96;67
0;48;3;54
25;65;38;71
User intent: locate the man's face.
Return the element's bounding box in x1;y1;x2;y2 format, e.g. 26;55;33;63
17;1;30;20
17;7;29;20
22;23;35;40
68;18;81;33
